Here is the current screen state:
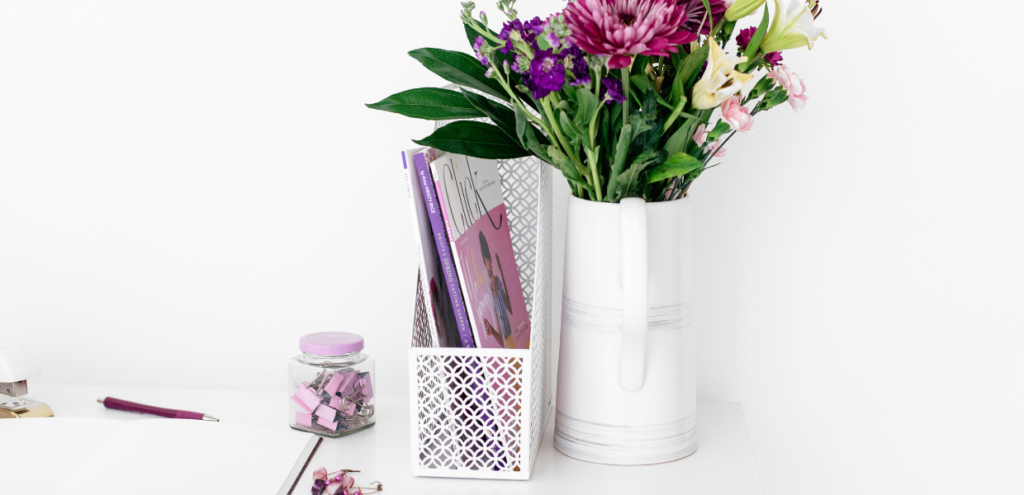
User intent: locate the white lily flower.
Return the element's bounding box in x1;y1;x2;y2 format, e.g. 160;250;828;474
760;0;828;53
692;38;754;110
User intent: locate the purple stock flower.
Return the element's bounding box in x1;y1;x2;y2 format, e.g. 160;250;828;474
512;53;528;73
473;36;489;66
497;16;546;54
545;30;560;48
497;19;519;54
524;17;545;40
565;46;591;87
764;51;783;67
524;49;565;99
600;77;625;104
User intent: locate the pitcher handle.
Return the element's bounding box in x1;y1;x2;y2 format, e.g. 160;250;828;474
619;198;648;392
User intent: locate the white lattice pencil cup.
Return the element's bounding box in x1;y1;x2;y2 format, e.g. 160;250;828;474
407;148;553;480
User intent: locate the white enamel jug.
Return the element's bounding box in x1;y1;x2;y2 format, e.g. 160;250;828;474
554;195;697;465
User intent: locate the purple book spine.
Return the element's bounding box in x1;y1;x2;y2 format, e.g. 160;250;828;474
414;152;475;348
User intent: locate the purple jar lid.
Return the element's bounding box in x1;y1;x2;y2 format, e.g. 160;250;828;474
299;332;364;355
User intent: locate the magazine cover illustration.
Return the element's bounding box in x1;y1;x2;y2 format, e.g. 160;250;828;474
430;154;531;349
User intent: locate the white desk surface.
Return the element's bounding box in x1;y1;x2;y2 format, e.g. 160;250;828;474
6;383;762;494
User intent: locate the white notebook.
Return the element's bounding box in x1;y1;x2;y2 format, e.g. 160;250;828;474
1;417;317;494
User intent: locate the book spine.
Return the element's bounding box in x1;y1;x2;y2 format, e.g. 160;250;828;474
402;150;439;347
414;153;474;348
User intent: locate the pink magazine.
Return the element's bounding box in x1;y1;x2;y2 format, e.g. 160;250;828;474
429;153;531;349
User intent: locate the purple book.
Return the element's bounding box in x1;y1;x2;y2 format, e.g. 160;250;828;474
414;151;475;348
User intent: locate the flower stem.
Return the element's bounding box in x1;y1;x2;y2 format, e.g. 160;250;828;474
486;56;554;138
621;67;630;123
588;101;604;146
465;19;502;44
541;97;588;189
587;150;603;202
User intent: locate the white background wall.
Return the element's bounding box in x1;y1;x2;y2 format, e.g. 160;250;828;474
2;1;1022;493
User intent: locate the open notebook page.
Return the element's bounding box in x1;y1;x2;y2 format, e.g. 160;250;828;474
1;417;127;493
60;418;315;493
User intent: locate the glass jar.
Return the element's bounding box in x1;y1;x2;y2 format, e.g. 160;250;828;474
288;332;375;437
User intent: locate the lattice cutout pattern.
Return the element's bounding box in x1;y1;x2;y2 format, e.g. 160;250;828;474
414;354;525;472
407;104;552;479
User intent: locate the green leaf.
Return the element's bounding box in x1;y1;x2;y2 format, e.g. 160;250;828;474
617;150;663;198
675;45;710;97
629;75;673;110
663;95;689;131
409;48;507;102
645;152;703;183
460;89;519;143
414;121;528;159
664;115;697;155
605;123;633;201
573;88;600;130
547;144;584;183
631;55;650;76
366;87;486;120
514;105;552;162
739;6;770;72
559;110;583;147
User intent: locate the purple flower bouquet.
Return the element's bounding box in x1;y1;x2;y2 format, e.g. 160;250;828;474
368;0;827;202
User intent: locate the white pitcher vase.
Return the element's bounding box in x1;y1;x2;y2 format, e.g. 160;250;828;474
554;195;697;465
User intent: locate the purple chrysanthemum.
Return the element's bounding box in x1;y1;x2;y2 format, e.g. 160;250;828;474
734;26;781;66
678;0;728;36
473;36;489;67
525;49;566;99
600;77;626;103
564;0;697;70
565;46;591;87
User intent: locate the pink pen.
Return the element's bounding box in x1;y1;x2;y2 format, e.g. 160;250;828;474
97;397;220;422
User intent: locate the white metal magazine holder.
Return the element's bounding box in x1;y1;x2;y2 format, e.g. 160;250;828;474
407;100;553;480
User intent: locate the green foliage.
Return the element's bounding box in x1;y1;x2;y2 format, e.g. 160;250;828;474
514;105;552;162
739;6;771;72
408;48;507;102
616;150;664;199
674;45;710;104
629;75;673;110
460;89;519;143
462;23;536;110
366;88;486;120
604;123;633;200
414;121;529;159
627;91;664;156
573;88;600;131
645;152;703;183
369;1;812;203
